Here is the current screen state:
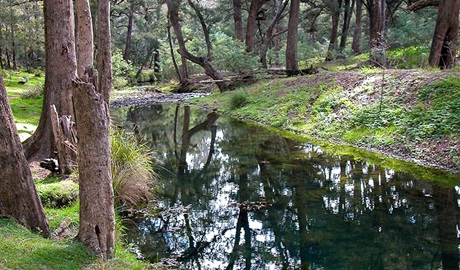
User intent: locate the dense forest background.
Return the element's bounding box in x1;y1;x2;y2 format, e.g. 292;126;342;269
0;0;449;88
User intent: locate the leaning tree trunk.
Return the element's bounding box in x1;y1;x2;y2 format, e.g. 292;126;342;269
23;0;77;161
428;0;460;69
73;69;115;260
166;0;228;92
0;74;51;238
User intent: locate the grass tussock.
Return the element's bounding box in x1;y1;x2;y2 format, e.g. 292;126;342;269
111;130;156;207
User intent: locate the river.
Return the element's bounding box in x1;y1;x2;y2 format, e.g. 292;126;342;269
112;103;460;269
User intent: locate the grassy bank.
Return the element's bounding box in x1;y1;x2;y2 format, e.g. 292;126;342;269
187;69;460;173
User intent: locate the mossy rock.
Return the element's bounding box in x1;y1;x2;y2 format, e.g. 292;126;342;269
37;180;79;208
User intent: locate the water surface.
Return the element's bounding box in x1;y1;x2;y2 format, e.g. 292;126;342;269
112;103;460;269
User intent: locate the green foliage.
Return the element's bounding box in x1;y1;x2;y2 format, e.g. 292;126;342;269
112;51;134;89
36;179;79;208
111;130;156;207
403;77;460;139
212;32;260;74
388;47;430;69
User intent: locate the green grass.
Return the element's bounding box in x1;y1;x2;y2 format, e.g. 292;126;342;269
3;70;45;140
188;68;460;171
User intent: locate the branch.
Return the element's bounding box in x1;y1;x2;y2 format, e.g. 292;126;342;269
408;0;438;11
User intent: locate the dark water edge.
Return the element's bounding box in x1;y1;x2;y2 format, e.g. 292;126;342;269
112;103;460;270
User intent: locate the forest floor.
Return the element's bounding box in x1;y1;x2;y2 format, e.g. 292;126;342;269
112;69;460;174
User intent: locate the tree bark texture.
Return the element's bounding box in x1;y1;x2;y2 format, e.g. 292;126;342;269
23;0;77;161
73;71;115;260
75;0;94;77
50;105;77;176
96;0;112;104
428;0;460;69
0;74;51;238
286;0;300;70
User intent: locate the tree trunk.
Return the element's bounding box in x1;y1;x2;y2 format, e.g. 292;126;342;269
166;0;227;92
233;0;244;42
245;0;269;52
50;105;77;175
351;0;362;54
339;0;353;50
23;0;77;161
428;0;460;69
73;70;115;260
96;0;112;104
260;0;289;68
325;0;341;61
367;0;387;66
0;74;51;238
75;0;94;76
123;3;134;62
286;0;300;70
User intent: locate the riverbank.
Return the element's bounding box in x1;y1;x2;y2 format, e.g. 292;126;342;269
182;69;459;173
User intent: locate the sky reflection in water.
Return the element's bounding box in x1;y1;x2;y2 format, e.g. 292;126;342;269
112;103;460;270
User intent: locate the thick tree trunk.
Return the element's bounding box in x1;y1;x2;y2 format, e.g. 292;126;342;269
351;0;363;54
233;0;244;42
73;70;115;260
428;0;460;69
0;74;51;238
23;0;77;161
245;0;269;52
50;105;77;175
286;0;300;70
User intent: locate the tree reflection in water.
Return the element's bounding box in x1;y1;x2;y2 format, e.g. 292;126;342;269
112;103;460;269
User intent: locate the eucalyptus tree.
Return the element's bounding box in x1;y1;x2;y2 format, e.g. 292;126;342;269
73;0;115;259
286;0;300;70
0;74;51;239
364;0;387;66
24;0;78;164
428;0;459;68
408;0;459;68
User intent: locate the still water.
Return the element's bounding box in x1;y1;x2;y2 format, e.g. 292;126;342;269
112;103;460;269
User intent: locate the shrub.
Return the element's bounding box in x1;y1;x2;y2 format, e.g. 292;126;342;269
111;130;156;207
229;91;249;109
